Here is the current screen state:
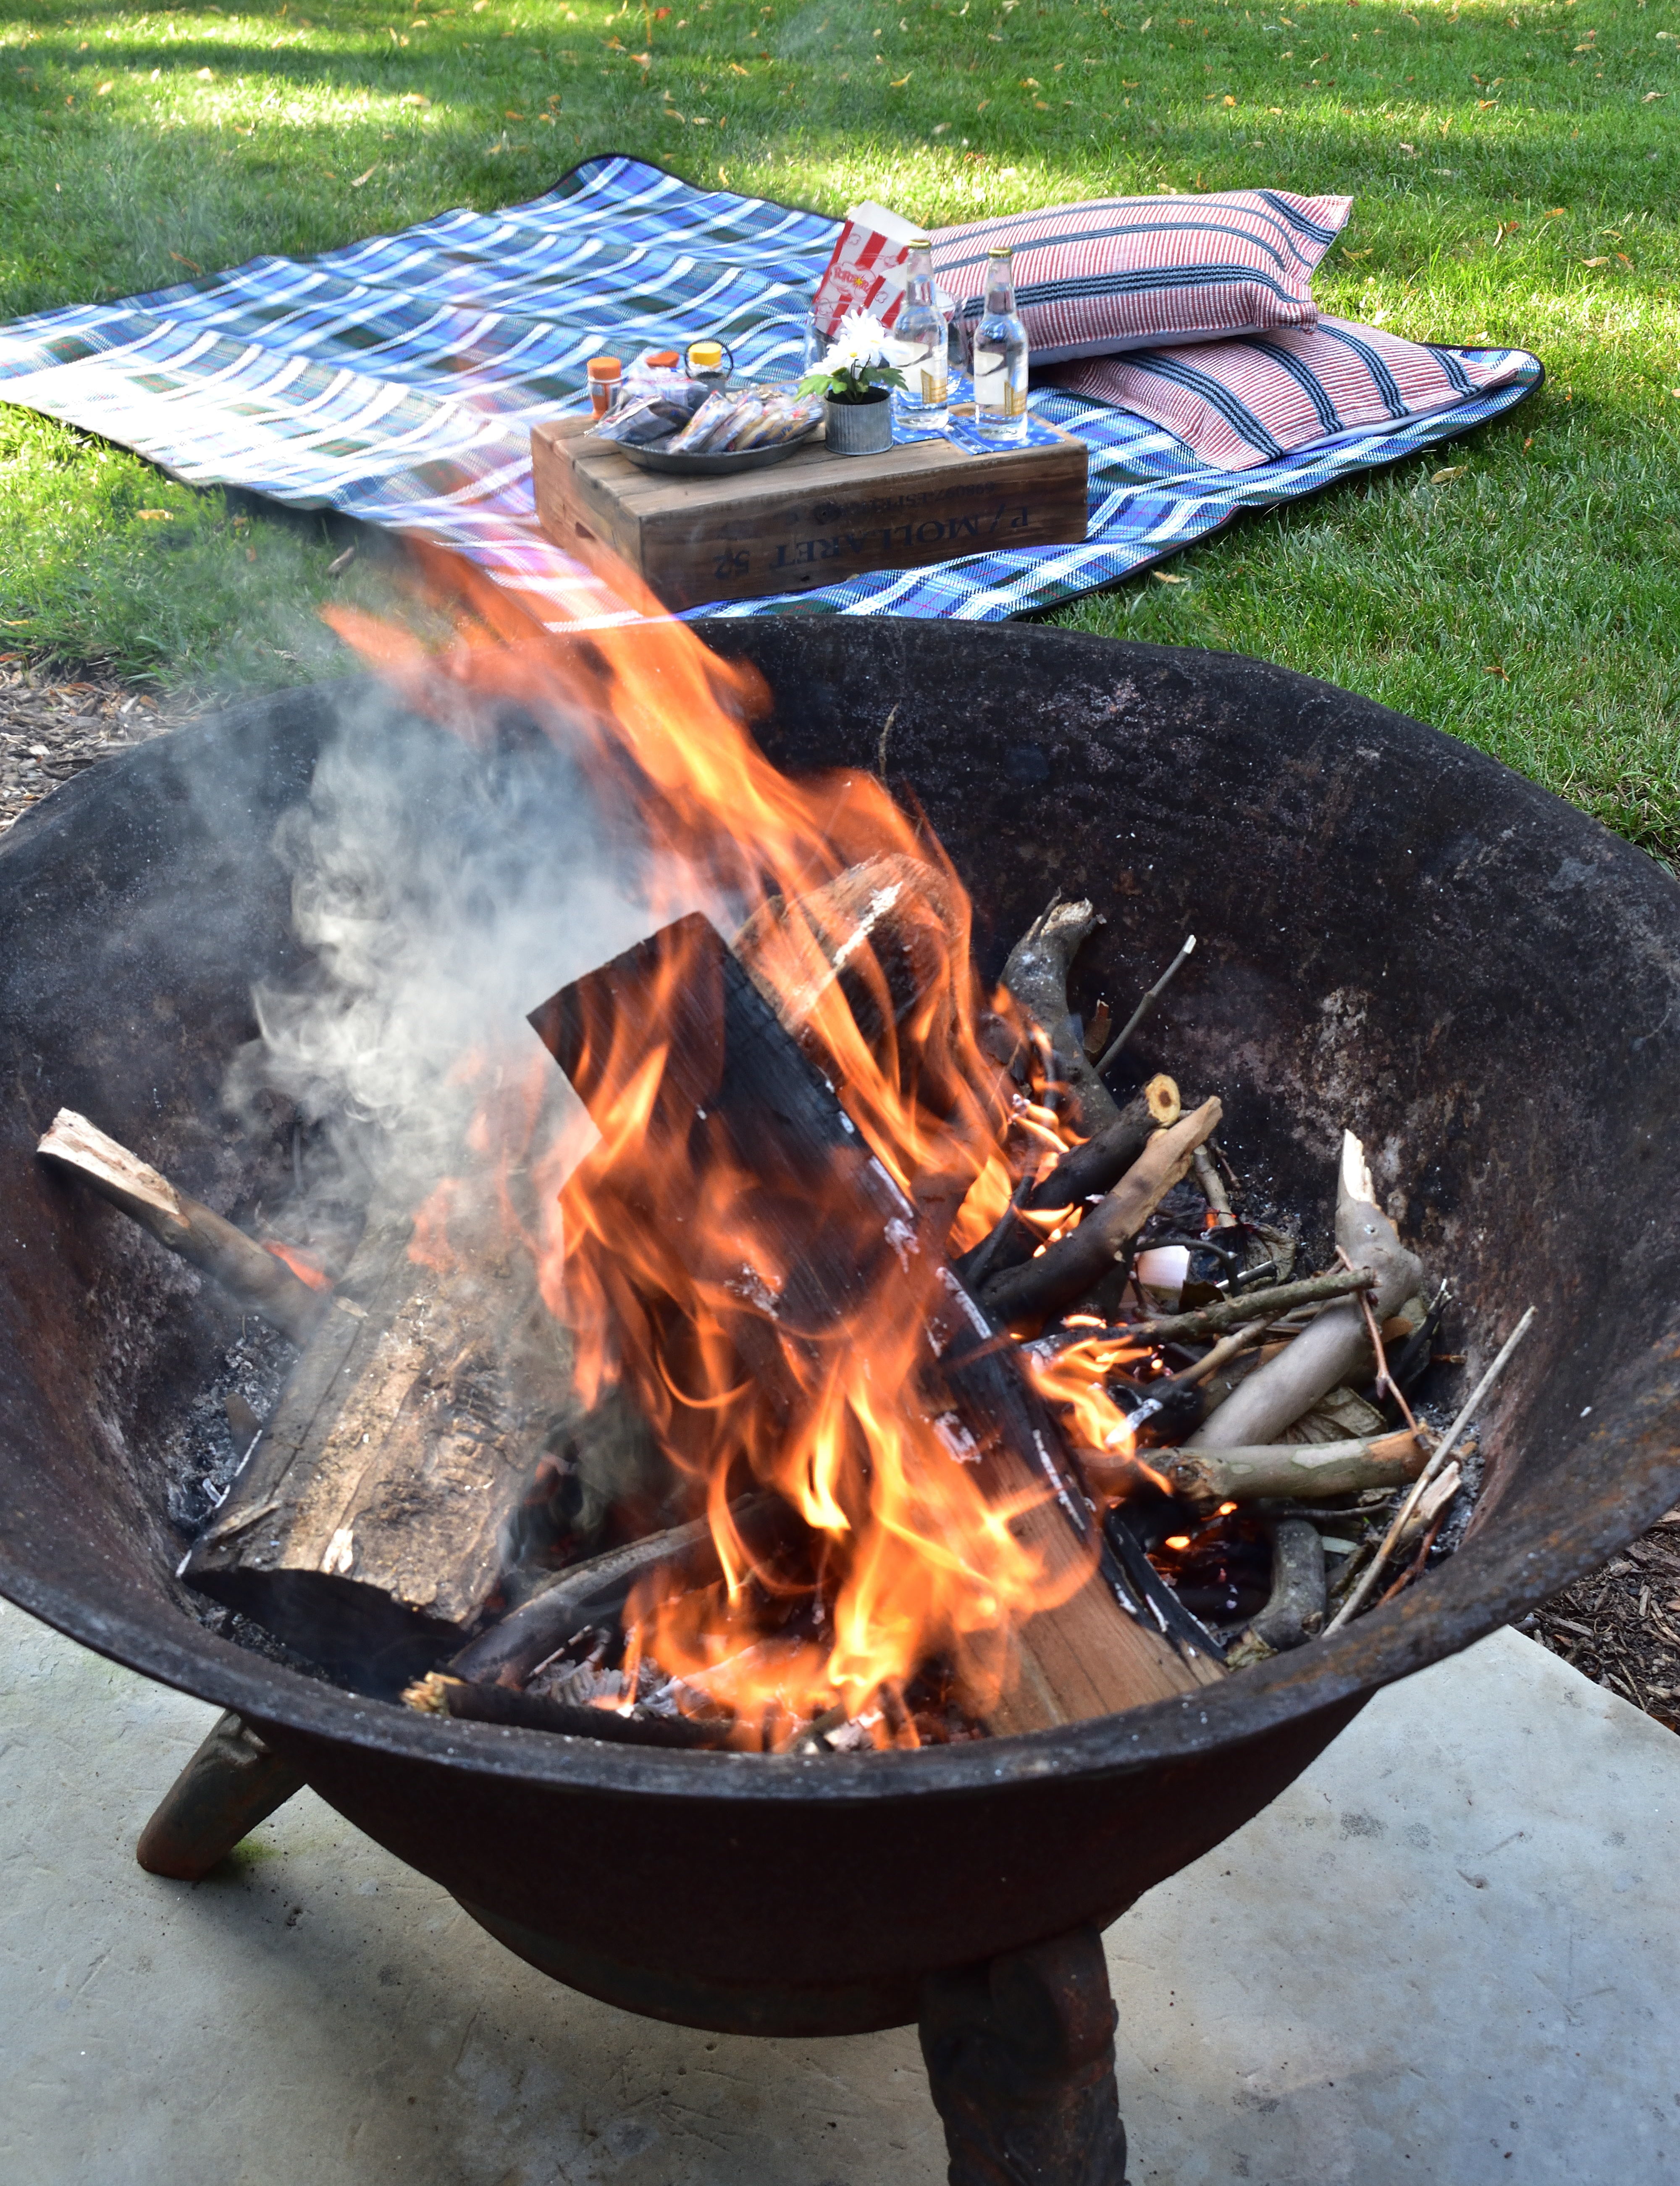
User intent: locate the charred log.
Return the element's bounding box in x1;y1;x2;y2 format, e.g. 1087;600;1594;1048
1000;897;1118;1135
979;1099;1223;1330
407;1672;728;1749
1247;1519;1328;1653
1026;1076;1181;1213
732;851;963;1061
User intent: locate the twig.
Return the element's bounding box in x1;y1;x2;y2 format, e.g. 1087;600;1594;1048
961;1166;1034;1289
1325;1306;1536;1633
1094;934;1197;1076
1163;1313;1279;1389
1376;1509;1446;1608
876;703;898;777
1028;1268;1376;1354
1191;1142;1236;1227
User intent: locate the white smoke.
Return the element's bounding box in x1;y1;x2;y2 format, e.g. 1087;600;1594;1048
225;678;696;1225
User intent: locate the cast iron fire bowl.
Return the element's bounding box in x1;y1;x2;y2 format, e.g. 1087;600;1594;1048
1;622;1677;2039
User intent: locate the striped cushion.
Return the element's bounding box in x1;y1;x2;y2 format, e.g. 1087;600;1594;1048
931;189;1351;363
1043;319;1525;471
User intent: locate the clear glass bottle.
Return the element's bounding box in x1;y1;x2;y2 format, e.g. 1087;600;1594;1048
971;244;1029;447
891;236;950;436
800;289;828;373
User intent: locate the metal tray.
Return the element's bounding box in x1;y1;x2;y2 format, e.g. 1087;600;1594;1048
613;420;823;476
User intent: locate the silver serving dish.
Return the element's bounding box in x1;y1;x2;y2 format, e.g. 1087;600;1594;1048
612;419;824;476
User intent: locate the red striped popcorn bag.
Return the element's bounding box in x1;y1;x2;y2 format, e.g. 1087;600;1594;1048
811;202;953;339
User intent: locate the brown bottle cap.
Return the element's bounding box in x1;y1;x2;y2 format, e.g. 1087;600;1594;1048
586;355;622;381
645;350;680;368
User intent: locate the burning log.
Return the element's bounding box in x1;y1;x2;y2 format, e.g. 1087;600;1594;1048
1025;1076;1181;1212
1158;1429;1429;1512
184;1198;577;1693
954;1075;1182;1293
446;1498;781;1690
979;1098;1223;1330
530;912;1222;1738
1000;897;1119;1133
1185;1133;1424;1452
732;851;963;1060
36;1108;329;1349
406;1672;728;1750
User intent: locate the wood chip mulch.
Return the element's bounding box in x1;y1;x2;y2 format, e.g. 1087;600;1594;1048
7;679;1677;1739
0;663;202;842
1521;1507;1680;1736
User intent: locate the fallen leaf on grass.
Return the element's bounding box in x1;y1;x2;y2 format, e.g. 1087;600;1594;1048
727;60;749;74
1343;247;1372;260
136;509;175;522
1222;93;1235;106
1580;255;1609;267
1153;569;1185;583
169;252;203;274
400;91;430;105
95;80;113;95
1483;664;1508;679
327;545;357;576
349;165;377;186
1643;90;1667;101
1429;466;1465;484
892;73;913;86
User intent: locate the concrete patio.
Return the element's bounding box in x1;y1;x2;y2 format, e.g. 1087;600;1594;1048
2;1598;1675;2186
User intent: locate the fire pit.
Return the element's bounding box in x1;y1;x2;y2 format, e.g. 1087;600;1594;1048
2;619;1677;2179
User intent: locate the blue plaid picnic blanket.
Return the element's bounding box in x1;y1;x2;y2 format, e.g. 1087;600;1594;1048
0;154;1541;628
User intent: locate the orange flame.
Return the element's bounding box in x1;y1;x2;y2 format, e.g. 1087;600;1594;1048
262;1239;332;1291
325;546;1089;1733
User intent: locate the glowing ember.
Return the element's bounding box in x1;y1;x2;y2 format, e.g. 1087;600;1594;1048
261;1239;332;1291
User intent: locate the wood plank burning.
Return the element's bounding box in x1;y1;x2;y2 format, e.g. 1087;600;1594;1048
530;911;1222;1736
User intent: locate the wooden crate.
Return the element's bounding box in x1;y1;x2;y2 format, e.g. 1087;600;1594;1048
530;414;1088;613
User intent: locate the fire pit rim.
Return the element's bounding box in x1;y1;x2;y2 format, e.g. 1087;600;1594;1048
3;629;1678;1806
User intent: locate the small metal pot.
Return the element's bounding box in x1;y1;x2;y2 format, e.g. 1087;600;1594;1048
824;392;894;457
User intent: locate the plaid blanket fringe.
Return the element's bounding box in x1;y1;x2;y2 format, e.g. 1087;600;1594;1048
0;155;1541;629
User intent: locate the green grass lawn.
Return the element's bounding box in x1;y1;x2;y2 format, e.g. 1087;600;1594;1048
0;0;1676;860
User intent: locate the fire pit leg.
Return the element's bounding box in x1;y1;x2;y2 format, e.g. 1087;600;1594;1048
136;1711;306;1881
918;1924;1128;2186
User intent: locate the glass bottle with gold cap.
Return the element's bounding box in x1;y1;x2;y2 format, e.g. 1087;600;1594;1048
891;235;950;435
971;244;1029;446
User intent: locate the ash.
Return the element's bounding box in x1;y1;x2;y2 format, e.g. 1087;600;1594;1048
162;1319;297;1536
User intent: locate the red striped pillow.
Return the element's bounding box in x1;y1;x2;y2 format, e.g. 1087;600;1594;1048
931;189;1352;363
1043;319;1524;470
